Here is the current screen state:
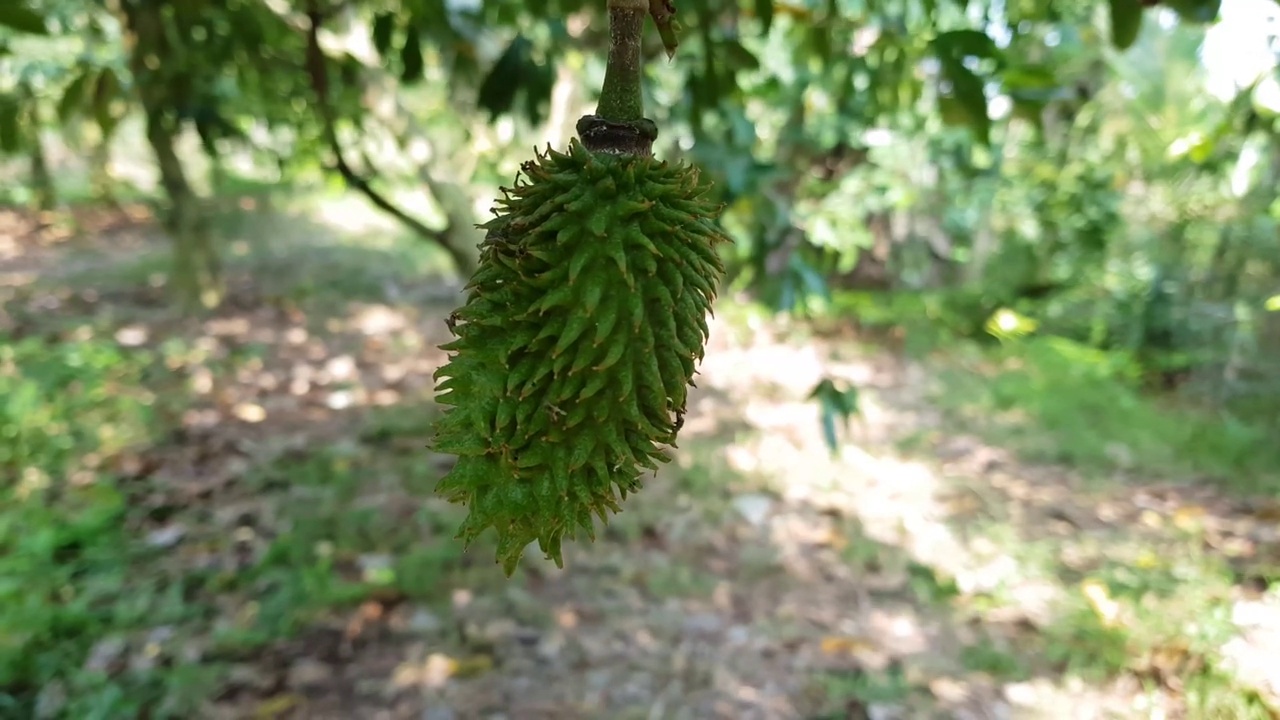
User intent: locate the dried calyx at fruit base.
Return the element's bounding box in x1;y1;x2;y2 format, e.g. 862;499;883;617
431;0;729;575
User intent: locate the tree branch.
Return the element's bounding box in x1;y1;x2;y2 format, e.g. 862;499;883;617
303;3;457;258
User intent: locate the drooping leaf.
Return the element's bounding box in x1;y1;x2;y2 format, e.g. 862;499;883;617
1108;0;1144;50
755;0;774;34
477;34;534;120
520;57;555;127
399;29;424;83
938;55;991;145
0;3;47;35
57;68;94;123
371;13;396;57
932;29;1002;63
1163;0;1221;24
808;378;860;453
92;67;124;136
0;95;22;153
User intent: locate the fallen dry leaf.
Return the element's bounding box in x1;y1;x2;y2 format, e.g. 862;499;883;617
820;635;877;656
233;402;267;423
1081;579;1122;628
1172;505;1207;531
254;693;301;719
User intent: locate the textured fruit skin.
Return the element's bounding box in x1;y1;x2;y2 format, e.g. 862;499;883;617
432;139;729;574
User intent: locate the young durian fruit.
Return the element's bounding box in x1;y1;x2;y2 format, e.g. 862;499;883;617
431;0;729;575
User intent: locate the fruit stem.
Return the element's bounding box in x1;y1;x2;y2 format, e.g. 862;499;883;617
578;0;659;155
596;0;648;122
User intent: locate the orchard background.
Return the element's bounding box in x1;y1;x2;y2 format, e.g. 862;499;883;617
2;0;1280;717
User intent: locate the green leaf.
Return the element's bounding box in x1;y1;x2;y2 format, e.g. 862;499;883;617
938;56;991;145
724;41;760;72
399;29;424;83
57;68;93;123
1108;0;1144;50
0;2;48;35
820;401;838;452
477;34;534;120
932;30;1001;62
755;0;774;34
520;61;555;126
0;94;21;154
372;13;396;57
807;378;860;453
1164;0;1220;23
92;67;123;136
1002;64;1058;94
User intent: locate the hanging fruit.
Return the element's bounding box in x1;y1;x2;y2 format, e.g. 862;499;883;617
431;0;731;575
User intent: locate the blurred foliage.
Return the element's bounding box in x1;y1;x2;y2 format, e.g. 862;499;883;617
934;335;1280;489
2;0;1280;710
2;0;1272;410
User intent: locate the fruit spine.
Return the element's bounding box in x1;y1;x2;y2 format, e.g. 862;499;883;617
430;0;729;574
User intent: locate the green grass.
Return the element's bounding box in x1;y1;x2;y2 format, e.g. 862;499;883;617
0;334;204;718
809;663;917;719
46;198;457;315
940;514;1264;711
0;321;461;717
210;440;470;654
801;295;1280;713
957;639;1028;679
931;335;1280;493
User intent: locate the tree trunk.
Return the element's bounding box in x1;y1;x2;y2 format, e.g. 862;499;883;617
119;0;223;311
19;82;56;212
145;107;223;310
89;124;118;206
421;177;481;277
28;129;56;212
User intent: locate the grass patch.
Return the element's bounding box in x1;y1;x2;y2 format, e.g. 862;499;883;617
48;197;457;316
931;335;1280;492
1183;669;1279;720
809;663;917;719
0;334;207;718
216;409;470;651
958;639;1029;680
0;327;462;717
953;515;1260;707
820;289;994;356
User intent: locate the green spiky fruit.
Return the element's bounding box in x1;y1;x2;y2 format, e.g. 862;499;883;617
432;138;730;575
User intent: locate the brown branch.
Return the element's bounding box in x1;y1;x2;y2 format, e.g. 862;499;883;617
303;3;451;252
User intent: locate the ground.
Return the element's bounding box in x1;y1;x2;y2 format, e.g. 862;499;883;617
2;199;1279;720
